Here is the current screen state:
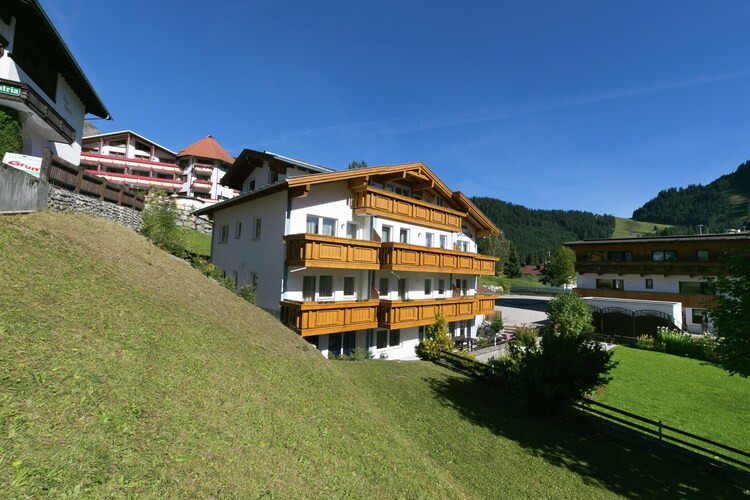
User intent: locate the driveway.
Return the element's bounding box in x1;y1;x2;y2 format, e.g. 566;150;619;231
495;294;551;329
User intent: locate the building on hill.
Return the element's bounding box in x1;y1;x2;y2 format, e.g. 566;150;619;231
565;233;750;335
195;152;500;360
0;0;110;165
81;132;238;210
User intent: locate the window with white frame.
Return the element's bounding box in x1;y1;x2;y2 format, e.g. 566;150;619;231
439;235;447;249
303;276;316;301
346;222;357;239
253;218;262;240
306;215;336;236
382;225;392;242
399;228;409;244
438;279;445;295
343;277;356;297
425;233;434;247
379;277;390;296
424;278;432;295
319;275;334;298
376;329;401;349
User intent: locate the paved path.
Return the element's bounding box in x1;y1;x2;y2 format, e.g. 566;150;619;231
494;294;551;329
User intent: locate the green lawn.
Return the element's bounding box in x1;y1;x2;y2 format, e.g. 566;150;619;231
177;227;211;256
0;213;743;497
596;347;750;454
612;217;673;238
479;274;544;291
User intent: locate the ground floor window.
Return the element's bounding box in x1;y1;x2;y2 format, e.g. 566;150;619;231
691;308;708;324
596;279;624;290
376;329;400;349
328;331;356;357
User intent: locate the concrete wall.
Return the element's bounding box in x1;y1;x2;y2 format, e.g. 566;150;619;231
0;163;50;213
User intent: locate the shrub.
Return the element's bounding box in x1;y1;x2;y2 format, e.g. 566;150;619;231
633;327;718;362
490;313;504;333
191;256;234;291
635;334;658;351
512;325;538;349
142;189;185;256
546;292;594;336
0;106;22;159
415;313;454;360
238;284;256;304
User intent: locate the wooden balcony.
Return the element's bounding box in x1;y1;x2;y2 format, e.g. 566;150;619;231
284;233;381;269
351;185;465;232
575;260;722;277
280;299;380;336
378;295;499;330
380;242;497;275
574;288;716;309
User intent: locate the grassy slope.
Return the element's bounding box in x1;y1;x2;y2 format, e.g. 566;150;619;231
612;217;673;238
177;227;211;256
595;347;750;453
0;213;743;497
478;275;544;291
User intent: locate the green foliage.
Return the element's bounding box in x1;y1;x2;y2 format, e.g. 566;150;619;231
512;325;538;349
0;106;22;159
490;313;504;334
238;284;256;304
415;313;454;360
540;246;576;287
504;242;522;278
477;233;511;275
633;327;717;362
545;292;594;335
191;256;234;290
708;247;750;377
634;334;658;351
347;160;368;170
177;227;211;257
471;197;616;264
141;189;185;256
632;159;750;229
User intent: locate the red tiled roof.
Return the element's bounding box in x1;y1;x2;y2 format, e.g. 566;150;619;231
178;135;234;165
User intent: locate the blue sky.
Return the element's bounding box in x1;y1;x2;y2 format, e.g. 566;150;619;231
42;0;750;217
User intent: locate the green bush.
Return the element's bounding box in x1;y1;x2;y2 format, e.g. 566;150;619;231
635;334;658;351
238;284;256;304
633;327;718;362
142;189;185;256
330;347;374;362
191;256;234;291
415;313;454;360
491;313;504;333
0;106;22;159
546;292;594;335
512;325;538;349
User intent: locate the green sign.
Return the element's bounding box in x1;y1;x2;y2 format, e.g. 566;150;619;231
0;84;21;97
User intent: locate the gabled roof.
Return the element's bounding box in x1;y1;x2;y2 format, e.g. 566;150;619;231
197;160;500;236
177;135;234;165
5;0;110;119
221;148;333;189
82;130;177;156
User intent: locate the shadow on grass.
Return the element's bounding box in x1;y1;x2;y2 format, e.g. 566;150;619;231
426;375;746;498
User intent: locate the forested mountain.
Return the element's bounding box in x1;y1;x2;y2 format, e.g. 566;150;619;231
632;159;750;230
472;197;615;264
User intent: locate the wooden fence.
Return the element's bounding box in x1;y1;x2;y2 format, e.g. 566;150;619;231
41;148;144;211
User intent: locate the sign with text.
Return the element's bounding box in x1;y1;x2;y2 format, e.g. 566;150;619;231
3;153;43;178
0;83;21;97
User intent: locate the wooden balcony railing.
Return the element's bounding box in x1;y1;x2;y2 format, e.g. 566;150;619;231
280;299;380;336
575;260;723;277
380;242;497;275
351;185;465;232
285;233;381;269
574;288;716;309
378;295;499;330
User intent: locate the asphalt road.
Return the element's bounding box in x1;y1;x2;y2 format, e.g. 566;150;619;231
495;294;551;328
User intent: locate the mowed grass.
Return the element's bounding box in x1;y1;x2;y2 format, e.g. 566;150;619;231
612;217;673;238
479;274;544;291
0;213;744;497
177;227;211;256
595;347;750;454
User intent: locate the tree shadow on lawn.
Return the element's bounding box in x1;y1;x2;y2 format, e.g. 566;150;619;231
427;375;746;499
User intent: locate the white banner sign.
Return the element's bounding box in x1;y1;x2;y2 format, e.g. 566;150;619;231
2;153;42;178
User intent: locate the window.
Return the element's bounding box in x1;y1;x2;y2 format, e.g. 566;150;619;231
376;330;388;349
376;329;400;349
691;308;708;324
251;272;258;287
248;179;256;191
235;221;242;239
379;277;390;296
322;218;336;236
346;222;357;239
418;326;425;342
439;235;447;249
456;278;468;296
696;250;709;262
424;279;432;295
399;228;409;244
303;276;316;301
389;330;400;346
679;281;714;295
613;279;624;290
219;224;229;243
458;241;469;252
386;184;410;196
382;225;392;242
595;279;612;290
306;216;336;236
306;215;319;234
319;276;333;298
344;277;356;297
645;278;654;290
398;278;407;300
438;279;445;295
652;250;677;261
425;233;434;247
253;218;262;240
436;198;444;207
269;170;279;184
607;251;632;261
233;271;238;288
135;141;151;152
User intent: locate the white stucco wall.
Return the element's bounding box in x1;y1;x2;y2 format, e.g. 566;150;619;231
577;273;712;295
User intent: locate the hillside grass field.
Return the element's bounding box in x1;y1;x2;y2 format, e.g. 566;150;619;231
612;217;673;238
595;347;750;454
177;227;211;256
0;213;744;497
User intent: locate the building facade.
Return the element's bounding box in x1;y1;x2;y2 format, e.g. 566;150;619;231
0;0;110;165
176;135;236;210
196;154;499;360
565;233;750;333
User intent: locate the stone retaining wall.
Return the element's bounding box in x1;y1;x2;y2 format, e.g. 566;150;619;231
47;187;143;231
175;209;212;234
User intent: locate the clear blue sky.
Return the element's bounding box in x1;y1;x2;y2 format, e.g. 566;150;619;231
42;0;750;217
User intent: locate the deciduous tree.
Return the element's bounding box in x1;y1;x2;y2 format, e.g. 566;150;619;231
540;246;576;287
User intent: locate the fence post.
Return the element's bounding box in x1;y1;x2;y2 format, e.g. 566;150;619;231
40;148;52;181
658;421;663;441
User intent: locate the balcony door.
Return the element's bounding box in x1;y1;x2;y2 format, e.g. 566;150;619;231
398;278;407;300
303;276;316;301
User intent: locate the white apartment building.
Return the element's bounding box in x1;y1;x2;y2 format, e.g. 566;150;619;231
0;0;110;165
196;151;499;360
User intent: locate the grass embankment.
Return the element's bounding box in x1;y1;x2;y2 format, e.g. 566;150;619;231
595;347;750;453
0;213;743;497
612;217;673;238
176;227;211;256
479;274;544;291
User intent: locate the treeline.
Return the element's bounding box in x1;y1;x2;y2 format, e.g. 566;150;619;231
632;159;750;230
472;197;615;264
